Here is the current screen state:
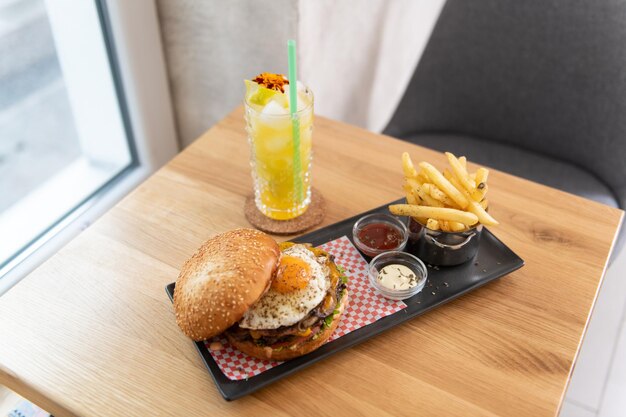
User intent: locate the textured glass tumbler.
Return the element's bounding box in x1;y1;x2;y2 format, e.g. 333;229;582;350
244;91;314;220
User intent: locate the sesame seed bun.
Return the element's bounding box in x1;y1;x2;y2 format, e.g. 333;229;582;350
226;290;348;361
173;229;280;341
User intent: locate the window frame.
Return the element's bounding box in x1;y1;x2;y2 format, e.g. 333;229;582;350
0;0;178;294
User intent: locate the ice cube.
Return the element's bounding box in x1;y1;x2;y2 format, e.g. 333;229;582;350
284;88;312;112
264;137;291;153
261;100;289;116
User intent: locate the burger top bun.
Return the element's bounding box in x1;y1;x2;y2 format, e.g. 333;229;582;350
173;228;280;341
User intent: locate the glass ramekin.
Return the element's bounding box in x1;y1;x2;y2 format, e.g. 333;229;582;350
352;213;409;258
368;251;427;300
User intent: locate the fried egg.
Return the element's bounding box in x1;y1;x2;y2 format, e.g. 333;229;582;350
239;244;329;329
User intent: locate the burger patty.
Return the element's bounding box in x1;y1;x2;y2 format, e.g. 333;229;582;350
226;281;347;346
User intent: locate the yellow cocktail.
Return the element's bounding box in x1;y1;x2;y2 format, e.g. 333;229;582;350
244;73;314;220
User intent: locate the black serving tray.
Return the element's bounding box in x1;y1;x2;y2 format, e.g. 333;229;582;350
165;199;524;400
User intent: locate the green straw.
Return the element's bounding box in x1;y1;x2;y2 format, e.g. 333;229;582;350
287;39;303;203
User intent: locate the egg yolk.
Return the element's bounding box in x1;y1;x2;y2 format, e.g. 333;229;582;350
271;255;311;293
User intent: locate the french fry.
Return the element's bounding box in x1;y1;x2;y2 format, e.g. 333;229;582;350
465;181;488;202
405;178;420;190
421;183;440;200
406;179;444;207
403;184;419;205
419;162;469;209
443;169;457;184
475;167;489;186
397;151;497;229
417;188;444;207
424;183;459;208
444;170;485;202
426;218;440;230
416;170;429;184
441;170;493;224
401;152;418;178
446;152;476;193
402;184;428;223
405;178;420;193
448;221;468;232
467;201;498;226
389;204;479;225
475;183;488;200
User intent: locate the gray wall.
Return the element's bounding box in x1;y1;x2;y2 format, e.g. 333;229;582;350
156;0;297;147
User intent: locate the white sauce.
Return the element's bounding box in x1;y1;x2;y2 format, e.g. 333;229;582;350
377;264;419;290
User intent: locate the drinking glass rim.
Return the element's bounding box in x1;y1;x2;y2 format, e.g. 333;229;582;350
244;89;314;118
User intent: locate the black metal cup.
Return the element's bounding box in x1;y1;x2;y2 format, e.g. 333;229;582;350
406;218;482;266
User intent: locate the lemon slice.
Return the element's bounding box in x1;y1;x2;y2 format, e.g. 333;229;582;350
245;80;288;108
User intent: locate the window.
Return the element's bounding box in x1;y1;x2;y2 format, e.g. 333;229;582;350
0;0;178;292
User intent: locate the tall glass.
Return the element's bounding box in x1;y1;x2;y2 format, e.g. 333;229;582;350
244;90;314;220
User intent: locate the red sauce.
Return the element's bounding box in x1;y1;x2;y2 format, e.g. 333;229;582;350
357;223;403;255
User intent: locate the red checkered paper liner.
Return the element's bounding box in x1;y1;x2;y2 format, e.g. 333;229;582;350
204;235;408;380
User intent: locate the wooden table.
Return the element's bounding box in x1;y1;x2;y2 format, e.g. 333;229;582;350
0;107;622;417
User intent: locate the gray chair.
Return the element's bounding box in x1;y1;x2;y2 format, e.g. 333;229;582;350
385;0;626;256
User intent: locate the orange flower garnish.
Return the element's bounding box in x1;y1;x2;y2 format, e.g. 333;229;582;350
252;73;289;93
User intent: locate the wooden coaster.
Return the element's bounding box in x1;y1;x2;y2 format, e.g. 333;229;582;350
244;188;326;235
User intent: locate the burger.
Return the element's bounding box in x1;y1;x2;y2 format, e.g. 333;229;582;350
173;228;349;361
